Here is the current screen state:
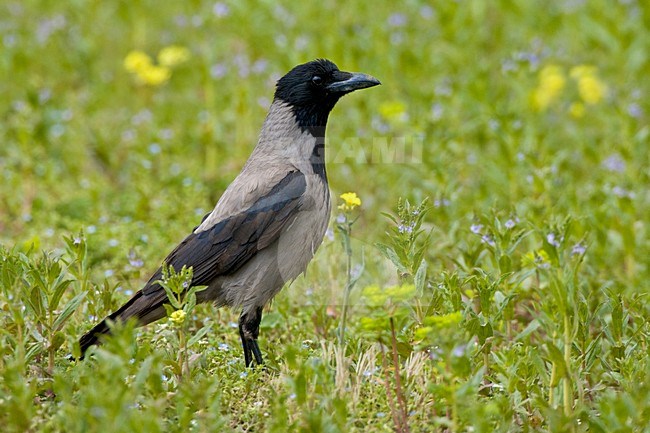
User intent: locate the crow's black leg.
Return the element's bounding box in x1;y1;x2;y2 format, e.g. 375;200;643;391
238;321;253;367
239;306;264;368
251;340;264;365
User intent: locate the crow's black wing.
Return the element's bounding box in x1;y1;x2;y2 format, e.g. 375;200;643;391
142;170;306;295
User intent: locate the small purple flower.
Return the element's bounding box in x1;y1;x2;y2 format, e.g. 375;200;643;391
547;233;561;248
481;234;496;247
505;219;516;229
336;214;346;224
612;186;634;199
420;5;434;19
122;129;136;142
602;154;626;173
501;59;517;73
73;236;82;245
388;13;407;27
131;109;152;125
434;81;452;97
252;59;268;74
431;102;443;121
39;88;52;104
627;103;642;119
371;116;390;133
210;63;227;79
3;34;17;48
470;223;483;234
452;344;466;357
159;129;174;140
212;2;230;17
398;223;414;234
571;242;586;256
390;32;404;46
148;143;161;155
434;198;450;208
351;264;363;279
293;36;309;51
129;257;144;268
218;343;230;351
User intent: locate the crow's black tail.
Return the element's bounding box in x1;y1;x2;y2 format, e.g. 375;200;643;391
78;318;111;357
78;289;167;358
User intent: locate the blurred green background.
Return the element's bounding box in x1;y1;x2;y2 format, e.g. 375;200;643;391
0;1;648;432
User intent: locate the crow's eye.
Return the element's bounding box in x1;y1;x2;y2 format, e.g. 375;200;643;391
311;75;323;86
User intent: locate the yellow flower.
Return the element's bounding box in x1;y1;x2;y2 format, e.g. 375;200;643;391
569;102;585;118
569;65;607;105
339;192;361;210
170;309;186;325
531;64;566;111
569;65;597;80
379;100;407;122
577;75;606;105
521;249;551;269
124;50;152;73
135;65;172;86
158;45;191;67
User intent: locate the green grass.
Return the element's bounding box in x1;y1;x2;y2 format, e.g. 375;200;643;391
1;0;649;431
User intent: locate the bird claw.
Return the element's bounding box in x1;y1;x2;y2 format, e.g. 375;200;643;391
242;338;264;368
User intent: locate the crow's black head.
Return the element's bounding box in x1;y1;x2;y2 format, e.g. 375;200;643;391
274;59;380;133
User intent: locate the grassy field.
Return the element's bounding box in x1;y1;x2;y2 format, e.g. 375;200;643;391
1;0;649;431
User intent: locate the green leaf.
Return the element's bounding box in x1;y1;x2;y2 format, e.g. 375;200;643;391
187;324;212;346
375;242;408;274
163;304;175;317
133;356;154;388
515;319;541;341
49;331;66;351
260;312;283;329
49;276;73;313
53;291;86;331
545;342;567;386
414;259;427;296
160;281;181;309
359;316;387;332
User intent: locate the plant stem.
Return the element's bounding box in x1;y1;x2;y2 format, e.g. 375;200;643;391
563;313;572;418
390;317;410;433
549;363;556;407
48;347;54;376
380;341;401;432
178;328;186;380
338;224;353;345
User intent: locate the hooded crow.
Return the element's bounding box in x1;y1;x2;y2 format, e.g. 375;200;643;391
79;59;380;367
